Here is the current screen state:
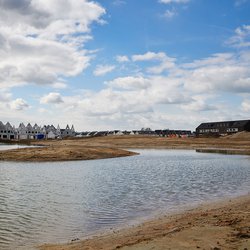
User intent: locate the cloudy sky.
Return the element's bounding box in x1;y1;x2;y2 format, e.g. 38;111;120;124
0;0;250;131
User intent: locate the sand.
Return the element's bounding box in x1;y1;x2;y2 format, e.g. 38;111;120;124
0;145;137;162
39;195;250;250
1;133;250;161
1;134;250;249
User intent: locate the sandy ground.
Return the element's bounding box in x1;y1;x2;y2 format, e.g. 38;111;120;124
1;133;250;249
39;195;250;250
0;145;137;162
1;132;250;161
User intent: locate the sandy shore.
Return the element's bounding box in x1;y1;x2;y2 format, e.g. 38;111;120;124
0;145;137;162
1;134;249;249
39;194;250;250
1;133;250;161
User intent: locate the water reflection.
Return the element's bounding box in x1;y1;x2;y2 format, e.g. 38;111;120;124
0;149;249;249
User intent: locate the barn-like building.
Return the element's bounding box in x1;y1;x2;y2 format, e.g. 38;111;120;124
196;119;250;136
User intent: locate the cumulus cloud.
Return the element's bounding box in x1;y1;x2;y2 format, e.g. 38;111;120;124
132;51;176;74
0;91;12;102
181;95;217;112
132;51;167;61
10;98;29;110
227;25;250;48
93;64;116;76
40;92;64;104
0;0;105;88
242;99;250;111
182;53;250;93
116;55;129;63
106;76;151;90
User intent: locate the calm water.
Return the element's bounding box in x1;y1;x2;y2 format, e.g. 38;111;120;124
0;143;38;151
0;149;250;249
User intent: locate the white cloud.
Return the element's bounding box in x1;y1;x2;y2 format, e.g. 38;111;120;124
181;95;217;112
40;92;64;104
116;55;129;63
51;82;68;89
0;0;105;89
163;9;176;19
10;98;29;110
93;64;116;76
182;53;250;93
106;76;151;90
227;25;250;48
242;99;250;111
132;51;167;61
0;91;12;102
159;0;190;4
132;51;176;74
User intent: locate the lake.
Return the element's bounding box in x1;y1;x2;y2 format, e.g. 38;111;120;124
0;149;249;249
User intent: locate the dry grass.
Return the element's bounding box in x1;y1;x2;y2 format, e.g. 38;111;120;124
1;132;250;162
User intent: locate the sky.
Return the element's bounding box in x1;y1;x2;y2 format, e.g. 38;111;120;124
0;0;250;131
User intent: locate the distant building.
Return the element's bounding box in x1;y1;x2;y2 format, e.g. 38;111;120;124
155;129;192;137
196;119;250;136
0;122;16;140
60;124;75;138
0;121;76;140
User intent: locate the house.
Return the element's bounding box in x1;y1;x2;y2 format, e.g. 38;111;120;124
60;124;75;138
0;122;16;140
196;119;250;136
17;123;28;140
47;131;56;139
155;129;192;137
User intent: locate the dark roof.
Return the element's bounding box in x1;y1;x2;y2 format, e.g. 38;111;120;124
197;119;250;129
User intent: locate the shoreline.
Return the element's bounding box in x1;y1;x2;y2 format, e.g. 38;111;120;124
0;145;138;162
0;134;250;162
39;194;250;250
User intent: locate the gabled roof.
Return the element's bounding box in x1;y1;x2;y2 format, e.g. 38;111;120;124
0;121;5;130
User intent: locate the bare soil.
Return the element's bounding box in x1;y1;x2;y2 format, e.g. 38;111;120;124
1;132;250;161
40;195;250;250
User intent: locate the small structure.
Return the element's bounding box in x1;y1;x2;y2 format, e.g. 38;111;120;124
155;129;192;137
196;119;250;136
0;122;16;140
60;124;75;138
17;123;28;140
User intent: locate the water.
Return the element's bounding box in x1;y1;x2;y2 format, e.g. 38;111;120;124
0;143;38;151
0;149;249;249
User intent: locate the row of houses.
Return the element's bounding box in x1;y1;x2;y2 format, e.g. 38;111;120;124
0;121;75;140
79;119;250;138
1;119;249;140
76;129;193;138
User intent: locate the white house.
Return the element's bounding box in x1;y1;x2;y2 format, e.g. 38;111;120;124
0;121;76;140
17;123;28;140
0;122;16;140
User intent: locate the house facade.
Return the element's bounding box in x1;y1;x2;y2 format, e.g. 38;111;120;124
0;121;75;140
196;119;250;136
0;122;16;140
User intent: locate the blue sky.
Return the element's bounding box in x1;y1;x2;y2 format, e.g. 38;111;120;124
0;0;250;131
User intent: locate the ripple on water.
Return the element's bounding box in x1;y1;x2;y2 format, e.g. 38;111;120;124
0;150;250;249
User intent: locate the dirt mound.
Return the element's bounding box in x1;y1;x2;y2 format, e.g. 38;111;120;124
224;131;250;139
